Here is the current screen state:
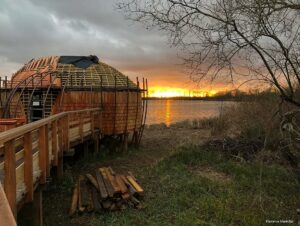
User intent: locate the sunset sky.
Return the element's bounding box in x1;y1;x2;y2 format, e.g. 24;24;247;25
0;0;244;97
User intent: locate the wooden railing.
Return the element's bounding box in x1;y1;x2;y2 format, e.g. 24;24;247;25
0;108;102;221
0;182;17;226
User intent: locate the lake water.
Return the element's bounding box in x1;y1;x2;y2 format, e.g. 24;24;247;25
146;100;233;126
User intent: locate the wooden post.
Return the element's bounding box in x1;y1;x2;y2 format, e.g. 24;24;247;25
132;77;139;145
58;119;63;153
124;77;129;133
65;115;69;151
138;78;148;145
33;188;43;226
93;136;99;154
83;141;89;158
3;140;17;218
79;114;83;143
24;132;33;202
38;126;47;184
100;74;103;134
61;118;65;151
56;151;63;180
122;133;128;153
0;182;17;226
90;112;95;138
56;119;63;179
5;76;7;101
45;125;50;177
51;120;58;166
113;74;117;135
136;78;145;145
0;77;2;107
19;188;43;226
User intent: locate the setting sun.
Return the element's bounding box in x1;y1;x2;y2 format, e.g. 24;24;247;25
149;86;218;98
149;87;186;97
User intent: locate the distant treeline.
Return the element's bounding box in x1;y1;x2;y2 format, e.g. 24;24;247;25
145;89;278;101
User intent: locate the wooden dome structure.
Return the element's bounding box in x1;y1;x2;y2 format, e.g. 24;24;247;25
0;55;148;224
0;55;148;139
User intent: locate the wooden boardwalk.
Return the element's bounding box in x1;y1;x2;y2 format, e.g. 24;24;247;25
0;108;102;225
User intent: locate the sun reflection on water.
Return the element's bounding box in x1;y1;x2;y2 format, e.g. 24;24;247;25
165;99;171;126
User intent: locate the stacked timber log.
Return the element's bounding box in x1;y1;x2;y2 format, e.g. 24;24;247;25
69;167;144;216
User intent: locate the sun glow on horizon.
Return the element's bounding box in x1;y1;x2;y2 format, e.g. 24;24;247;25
149;86;217;98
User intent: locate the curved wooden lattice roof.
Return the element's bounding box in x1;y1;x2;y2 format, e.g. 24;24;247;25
11;56;138;90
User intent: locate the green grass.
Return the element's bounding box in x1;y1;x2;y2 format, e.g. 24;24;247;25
42;145;300;226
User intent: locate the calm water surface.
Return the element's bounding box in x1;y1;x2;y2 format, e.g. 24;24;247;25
146;100;233;126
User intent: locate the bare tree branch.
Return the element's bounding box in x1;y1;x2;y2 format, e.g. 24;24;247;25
117;0;300;106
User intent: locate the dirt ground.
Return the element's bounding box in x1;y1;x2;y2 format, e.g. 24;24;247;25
101;126;211;173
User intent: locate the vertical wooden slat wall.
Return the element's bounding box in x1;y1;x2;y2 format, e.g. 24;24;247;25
50;91;143;136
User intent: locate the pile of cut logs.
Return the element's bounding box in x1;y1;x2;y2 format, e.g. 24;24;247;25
69;167;144;216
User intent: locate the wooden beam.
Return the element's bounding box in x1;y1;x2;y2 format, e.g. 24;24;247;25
99;168;114;198
95;169;108;199
3;140;17;218
127;176;144;195
69;182;78;216
85;174;99;191
24;132;33;202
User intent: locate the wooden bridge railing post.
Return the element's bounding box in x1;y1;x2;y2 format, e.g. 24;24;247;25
62;116;67;151
24;132;33;202
0;182;17;226
79;113;83;143
58;118;63;153
4;140;17;218
38;125;47;184
45;124;50;178
90;112;94;138
65;115;69;151
51;120;58;166
56;119;63;179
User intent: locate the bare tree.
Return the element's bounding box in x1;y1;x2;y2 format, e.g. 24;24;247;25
118;0;300;106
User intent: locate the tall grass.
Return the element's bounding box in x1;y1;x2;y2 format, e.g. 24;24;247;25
211;92;283;148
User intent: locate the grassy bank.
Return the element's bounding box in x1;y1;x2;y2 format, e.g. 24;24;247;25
40;127;299;226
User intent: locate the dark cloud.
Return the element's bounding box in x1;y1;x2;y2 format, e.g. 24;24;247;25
0;0;184;86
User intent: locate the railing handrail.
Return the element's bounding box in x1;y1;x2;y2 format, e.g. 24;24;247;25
0;107;101;145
